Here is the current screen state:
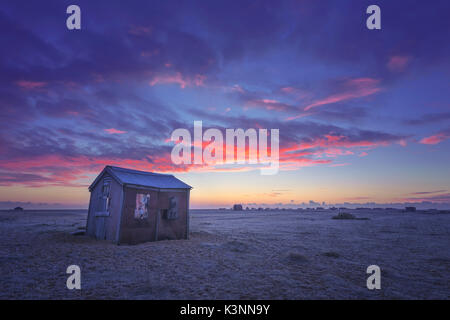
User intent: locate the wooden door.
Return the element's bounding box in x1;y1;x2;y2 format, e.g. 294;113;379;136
95;216;106;240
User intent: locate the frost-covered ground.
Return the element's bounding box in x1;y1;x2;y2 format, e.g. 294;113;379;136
0;209;449;299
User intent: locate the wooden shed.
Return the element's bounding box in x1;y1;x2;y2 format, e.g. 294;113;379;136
86;166;192;244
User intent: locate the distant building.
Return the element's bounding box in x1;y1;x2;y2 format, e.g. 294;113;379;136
233;204;243;211
405;206;416;212
86;166;192;244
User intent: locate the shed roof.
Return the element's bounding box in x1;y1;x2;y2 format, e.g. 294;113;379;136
89;166;192;191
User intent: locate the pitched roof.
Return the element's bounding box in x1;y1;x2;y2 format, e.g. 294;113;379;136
89;166;192;191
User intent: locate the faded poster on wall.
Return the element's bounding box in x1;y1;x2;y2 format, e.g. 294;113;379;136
134;194;150;219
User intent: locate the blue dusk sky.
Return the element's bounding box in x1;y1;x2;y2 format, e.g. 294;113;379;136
0;0;449;209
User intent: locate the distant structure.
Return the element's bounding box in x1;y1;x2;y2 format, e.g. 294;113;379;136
13;207;24;211
233;204;243;211
405;206;416;212
86;166;192;244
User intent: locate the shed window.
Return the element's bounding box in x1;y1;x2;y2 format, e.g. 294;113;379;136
101;180;111;212
165;196;178;220
134;194;150;219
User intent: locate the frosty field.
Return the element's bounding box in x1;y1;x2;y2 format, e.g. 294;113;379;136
0;209;449;299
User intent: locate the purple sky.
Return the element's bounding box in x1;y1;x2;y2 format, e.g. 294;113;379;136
0;0;449;209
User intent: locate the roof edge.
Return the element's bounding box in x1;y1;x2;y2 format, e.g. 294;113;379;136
88;165;192;191
88;166;123;191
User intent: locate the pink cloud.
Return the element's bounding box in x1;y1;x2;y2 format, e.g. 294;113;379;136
277;132;403;170
193;74;206;86
388;55;411;72
15;80;47;90
0;152;199;187
230;84;245;93
149;73;205;88
279;87;310;100
295;134;389;150
323;148;354;157
285;112;313;121
287;78;381;120
281;87;295;93
329;162;351;167
104;128;127;134
279;158;332;170
400;192;450;203
245;99;294;112
304;78;380;111
343;196;371;201
128;26;153;36
419;133;449;145
358;152;368;157
141;49;160;57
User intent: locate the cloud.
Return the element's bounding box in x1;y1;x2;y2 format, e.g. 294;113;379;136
287;78;381;120
359;152;368;157
401;193;450;203
409;190;447;195
419;132;450;145
405;112;450;125
0;0;446;194
128;25;153;36
244;98;297;113
387;55;411;72
104;128;127;134
241;201;450;210
149;73;206;88
15;80;47;90
329;162;351;167
0;201;87;210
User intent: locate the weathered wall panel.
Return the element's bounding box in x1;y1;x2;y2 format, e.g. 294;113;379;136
119;187;159;244
86;173;122;242
156;191;188;241
118;187;188;244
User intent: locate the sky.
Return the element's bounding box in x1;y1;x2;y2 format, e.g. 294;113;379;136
0;0;449;209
